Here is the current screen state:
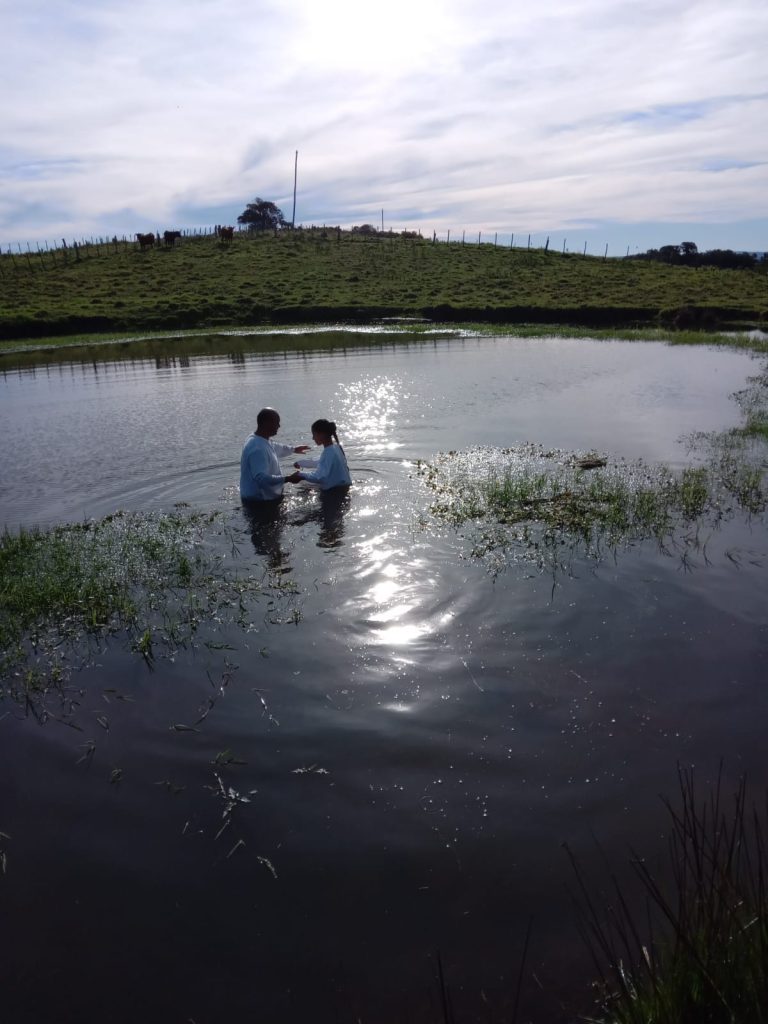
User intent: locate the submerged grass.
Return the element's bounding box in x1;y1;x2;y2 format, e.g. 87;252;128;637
568;768;768;1024
0;508;279;702
417;364;768;570
417;446;763;571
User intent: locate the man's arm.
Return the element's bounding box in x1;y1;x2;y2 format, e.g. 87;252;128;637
273;442;310;458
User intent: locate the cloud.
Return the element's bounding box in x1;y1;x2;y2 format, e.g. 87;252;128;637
1;0;767;248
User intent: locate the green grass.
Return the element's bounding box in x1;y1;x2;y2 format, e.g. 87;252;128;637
0;508;278;697
568;769;768;1024
1;228;766;341
416;360;768;570
417;449;749;563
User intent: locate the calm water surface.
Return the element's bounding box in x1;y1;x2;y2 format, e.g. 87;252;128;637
1;332;767;1023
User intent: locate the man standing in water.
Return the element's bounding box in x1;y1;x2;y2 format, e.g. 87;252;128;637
240;407;310;501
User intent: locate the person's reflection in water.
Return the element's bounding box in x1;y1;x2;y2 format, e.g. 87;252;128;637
242;498;290;571
315;487;351;549
291;486;351;550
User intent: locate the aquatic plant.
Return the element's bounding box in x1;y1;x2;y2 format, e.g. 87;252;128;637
0;508;275;703
417;363;767;571
568;768;768;1024
416;443;762;572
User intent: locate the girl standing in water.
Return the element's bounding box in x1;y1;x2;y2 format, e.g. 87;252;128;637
287;418;352;490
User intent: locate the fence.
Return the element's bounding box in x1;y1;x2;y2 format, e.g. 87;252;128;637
0;222;643;278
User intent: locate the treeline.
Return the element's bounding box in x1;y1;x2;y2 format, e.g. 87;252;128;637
627;241;763;271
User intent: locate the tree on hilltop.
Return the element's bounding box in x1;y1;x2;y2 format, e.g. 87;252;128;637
237;198;288;232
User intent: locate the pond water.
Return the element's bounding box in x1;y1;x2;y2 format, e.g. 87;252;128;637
1;331;768;1023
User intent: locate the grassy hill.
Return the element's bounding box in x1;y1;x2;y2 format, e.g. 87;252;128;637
1;228;766;340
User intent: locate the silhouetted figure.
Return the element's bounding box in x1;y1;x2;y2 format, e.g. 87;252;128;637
242;498;289;571
240;407;310;501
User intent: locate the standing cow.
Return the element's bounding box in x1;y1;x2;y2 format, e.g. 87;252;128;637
136;232;155;250
163;230;182;247
217;226;235;242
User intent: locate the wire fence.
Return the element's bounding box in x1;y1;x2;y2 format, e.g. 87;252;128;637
0;223;627;278
2;223;761;277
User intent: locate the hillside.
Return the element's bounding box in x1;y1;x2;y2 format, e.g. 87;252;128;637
1;228;766;340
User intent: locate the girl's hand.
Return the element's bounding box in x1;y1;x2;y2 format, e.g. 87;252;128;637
293;462;301;469
294;445;311;454
284;471;302;484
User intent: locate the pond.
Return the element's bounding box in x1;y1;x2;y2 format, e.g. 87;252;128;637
1;330;767;1023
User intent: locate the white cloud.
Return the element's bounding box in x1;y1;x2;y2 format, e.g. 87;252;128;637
1;0;767;247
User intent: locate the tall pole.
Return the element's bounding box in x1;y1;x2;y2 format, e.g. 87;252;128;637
291;150;298;228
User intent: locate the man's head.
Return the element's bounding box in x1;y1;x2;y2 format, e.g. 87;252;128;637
256;408;281;438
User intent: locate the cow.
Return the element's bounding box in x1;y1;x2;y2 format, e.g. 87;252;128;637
218;225;235;242
163;230;182;247
136;232;155;250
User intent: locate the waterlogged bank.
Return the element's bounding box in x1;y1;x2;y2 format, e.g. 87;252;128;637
1;321;767;368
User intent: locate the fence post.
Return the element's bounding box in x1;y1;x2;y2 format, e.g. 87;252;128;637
462;230;465;246
510;233;514;248
583;241;587;256
604;243;608;260
562;238;566;254
478;231;481;245
527;234;531;250
447;229;450;244
494;232;497;247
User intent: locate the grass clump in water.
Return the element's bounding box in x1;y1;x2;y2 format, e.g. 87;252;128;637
568;769;768;1024
416;446;758;569
0;508;269;698
418;364;768;570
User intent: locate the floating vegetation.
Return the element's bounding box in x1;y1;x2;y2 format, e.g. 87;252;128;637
417;362;767;572
568;769;768;1024
0;507;289;706
417;440;765;572
684;366;768;519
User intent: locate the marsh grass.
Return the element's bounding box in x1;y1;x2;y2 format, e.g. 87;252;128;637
568;768;768;1024
417;362;767;570
416;445;760;572
0;508;272;702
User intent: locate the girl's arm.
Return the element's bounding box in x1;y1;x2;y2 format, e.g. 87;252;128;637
294;458;319;469
297;448;331;484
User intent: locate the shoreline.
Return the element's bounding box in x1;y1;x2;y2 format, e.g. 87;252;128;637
1;320;767;362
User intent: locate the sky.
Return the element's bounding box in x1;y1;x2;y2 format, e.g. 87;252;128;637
1;0;767;254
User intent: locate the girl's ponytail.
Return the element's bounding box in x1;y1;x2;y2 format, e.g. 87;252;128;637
330;422;346;460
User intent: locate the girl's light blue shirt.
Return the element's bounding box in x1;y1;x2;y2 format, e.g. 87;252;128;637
296;445;351;489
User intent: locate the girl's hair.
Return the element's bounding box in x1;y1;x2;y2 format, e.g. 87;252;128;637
312;418;346;459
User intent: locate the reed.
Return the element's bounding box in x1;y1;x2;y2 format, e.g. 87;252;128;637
568;767;768;1024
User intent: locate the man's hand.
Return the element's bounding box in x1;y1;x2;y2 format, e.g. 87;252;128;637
293;445;311;454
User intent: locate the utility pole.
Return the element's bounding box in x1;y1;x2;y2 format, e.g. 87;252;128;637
291;150;298;228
